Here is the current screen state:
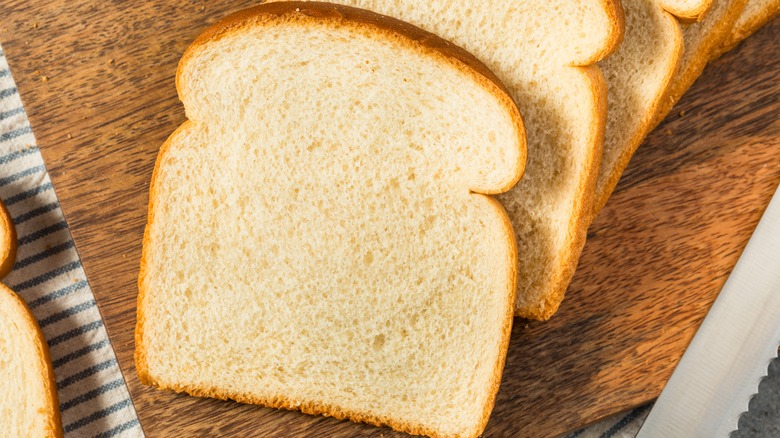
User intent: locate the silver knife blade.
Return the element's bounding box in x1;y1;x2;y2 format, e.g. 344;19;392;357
637;183;780;438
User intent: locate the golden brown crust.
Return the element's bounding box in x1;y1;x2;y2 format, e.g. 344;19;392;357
0;199;17;279
710;1;780;60
177;1;526;192
142;380;446;438
0;284;63;438
591;10;685;216
139;4;523;437
525;1;621;319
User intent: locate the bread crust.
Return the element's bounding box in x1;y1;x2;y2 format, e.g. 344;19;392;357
592;8;685;215
0;283;63;438
135;121;192;388
138;3;524;437
0;198;17;278
710;1;780;60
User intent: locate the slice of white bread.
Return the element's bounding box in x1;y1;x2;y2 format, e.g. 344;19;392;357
710;0;780;58
593;0;685;214
273;0;625;320
136;3;526;438
0;201;62;438
654;0;749;124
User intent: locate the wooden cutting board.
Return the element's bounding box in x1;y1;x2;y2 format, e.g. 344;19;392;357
1;2;778;436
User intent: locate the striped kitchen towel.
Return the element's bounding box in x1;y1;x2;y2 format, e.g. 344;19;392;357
565;405;651;438
0;46;142;437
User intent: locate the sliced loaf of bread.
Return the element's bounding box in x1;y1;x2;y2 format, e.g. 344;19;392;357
136;3;525;438
276;0;625;320
0;199;62;437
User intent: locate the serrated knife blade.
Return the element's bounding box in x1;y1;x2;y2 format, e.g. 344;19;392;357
637;183;780;438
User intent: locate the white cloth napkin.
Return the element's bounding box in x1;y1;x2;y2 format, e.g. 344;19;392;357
0;46;142;437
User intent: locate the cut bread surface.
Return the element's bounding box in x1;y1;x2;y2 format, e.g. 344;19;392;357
279;0;625;320
137;4;525;438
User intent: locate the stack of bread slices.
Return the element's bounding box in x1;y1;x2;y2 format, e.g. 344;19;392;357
135;2;778;437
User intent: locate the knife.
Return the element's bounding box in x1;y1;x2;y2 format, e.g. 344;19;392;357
637;182;780;438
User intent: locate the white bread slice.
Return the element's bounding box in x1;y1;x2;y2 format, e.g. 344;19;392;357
710;0;780;59
593;0;685;214
275;0;625;320
136;3;525;438
0;200;62;438
654;0;749;123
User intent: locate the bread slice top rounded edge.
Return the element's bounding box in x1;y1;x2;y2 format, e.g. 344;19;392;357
174;1;526;195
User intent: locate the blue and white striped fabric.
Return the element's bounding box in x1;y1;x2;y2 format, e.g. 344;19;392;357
0;46;142;437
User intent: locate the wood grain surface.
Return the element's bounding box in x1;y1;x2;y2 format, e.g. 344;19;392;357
1;2;778;436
